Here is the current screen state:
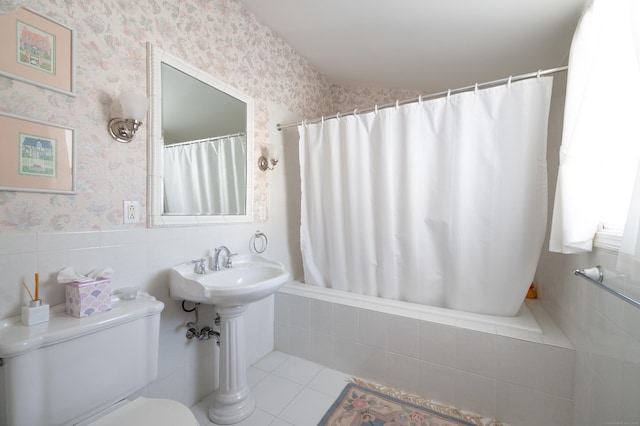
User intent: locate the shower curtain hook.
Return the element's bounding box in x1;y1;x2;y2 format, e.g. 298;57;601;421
507;76;512;87
447;89;451;101
418;95;423;104
395;100;399;109
374;104;378;114
321;116;324;124
537;69;542;80
474;83;479;94
353;108;358;116
303;119;308;128
336;112;340;121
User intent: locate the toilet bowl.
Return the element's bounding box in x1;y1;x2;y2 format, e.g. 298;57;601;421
0;292;198;426
75;397;198;426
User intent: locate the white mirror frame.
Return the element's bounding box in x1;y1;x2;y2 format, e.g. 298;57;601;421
147;43;254;227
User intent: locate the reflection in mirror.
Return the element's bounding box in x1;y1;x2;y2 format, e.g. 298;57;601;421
147;43;254;226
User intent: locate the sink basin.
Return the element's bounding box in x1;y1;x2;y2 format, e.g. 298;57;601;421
169;254;290;306
170;254;290;424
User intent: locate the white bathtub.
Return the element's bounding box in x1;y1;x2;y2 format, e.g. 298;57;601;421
280;281;545;335
274;280;575;426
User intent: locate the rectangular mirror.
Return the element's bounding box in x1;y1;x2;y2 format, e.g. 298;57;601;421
147;43;254;226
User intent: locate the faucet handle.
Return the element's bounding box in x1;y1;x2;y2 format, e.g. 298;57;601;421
225;253;238;269
191;258;207;274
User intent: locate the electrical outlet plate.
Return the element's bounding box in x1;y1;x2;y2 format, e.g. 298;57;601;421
123;201;141;224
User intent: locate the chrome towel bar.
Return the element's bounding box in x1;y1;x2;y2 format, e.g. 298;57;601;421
574;265;640;310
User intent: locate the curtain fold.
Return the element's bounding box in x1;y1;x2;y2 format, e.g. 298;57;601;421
163;135;246;215
300;78;553;317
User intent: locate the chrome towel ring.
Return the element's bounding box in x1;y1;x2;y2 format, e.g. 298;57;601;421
250;230;268;253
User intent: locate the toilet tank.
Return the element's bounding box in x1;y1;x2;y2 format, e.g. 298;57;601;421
0;292;164;426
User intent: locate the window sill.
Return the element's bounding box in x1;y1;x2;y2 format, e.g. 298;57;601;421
593;230;622;252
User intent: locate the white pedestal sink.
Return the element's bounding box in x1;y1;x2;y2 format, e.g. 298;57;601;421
169;254;290;424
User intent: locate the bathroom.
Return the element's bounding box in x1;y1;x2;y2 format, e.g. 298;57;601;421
1;0;639;425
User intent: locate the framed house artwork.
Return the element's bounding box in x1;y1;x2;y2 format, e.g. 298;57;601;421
0;8;75;96
0;112;76;194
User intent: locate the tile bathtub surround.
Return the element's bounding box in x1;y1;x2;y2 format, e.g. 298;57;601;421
274;291;575;426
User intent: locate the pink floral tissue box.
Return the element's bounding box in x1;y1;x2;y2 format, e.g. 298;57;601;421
65;279;112;317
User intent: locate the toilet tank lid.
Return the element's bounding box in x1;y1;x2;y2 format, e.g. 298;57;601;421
0;292;164;358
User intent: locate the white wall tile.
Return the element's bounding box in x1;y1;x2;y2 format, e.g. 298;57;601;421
542;344;575;399
542;393;575;426
496;381;546;426
275;292;293;324
275;322;292;354
0;252;36;318
183;340;218;407
455;328;496;378
157;325;188;380
0;232;36;255
288;325;311;359
333;303;358;341
100;229;149;247
387;314;420;358
387;353;420;395
245;297;276;366
333;337;359;374
496;336;544;391
622;301;640;342
418;360;456;407
621;359;640;424
308;330;333;367
37;231;101;251
358;308;387;350
289;295;309;329
454;370;497;420
420;321;455;367
590;359;623;426
309;299;332;334
100;241;149;290
357;344;388;385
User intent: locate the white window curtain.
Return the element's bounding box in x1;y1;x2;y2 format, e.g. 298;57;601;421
163;135;246;215
549;0;640;254
299;78;553;317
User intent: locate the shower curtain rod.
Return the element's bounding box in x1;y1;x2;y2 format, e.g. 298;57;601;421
164;132;246;147
276;65;568;131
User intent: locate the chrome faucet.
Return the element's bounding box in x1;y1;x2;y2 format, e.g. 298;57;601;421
213;246;236;271
192;258;208;274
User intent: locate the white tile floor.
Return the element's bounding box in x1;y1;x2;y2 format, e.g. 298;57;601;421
190;351;351;426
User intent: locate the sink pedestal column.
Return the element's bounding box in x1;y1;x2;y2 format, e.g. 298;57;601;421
209;305;255;425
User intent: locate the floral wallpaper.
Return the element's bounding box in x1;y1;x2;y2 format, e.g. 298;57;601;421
0;0;423;233
0;0;334;232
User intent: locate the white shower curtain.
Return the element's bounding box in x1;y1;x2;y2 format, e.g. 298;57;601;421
163;135;246;215
299;78;553;316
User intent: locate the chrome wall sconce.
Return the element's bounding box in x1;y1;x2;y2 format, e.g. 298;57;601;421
108;90;148;143
258;144;282;171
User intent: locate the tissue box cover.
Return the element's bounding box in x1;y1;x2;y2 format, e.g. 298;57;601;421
65;279;112;317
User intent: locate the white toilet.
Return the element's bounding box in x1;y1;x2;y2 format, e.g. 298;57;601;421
0;292;198;426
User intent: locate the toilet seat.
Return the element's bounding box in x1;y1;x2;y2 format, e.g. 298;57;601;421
79;397;199;426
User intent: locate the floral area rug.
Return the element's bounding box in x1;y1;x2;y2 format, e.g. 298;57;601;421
318;379;505;426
